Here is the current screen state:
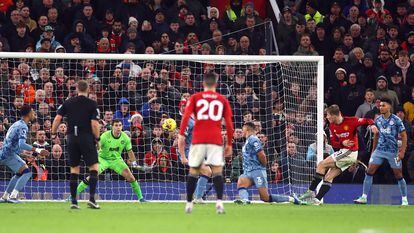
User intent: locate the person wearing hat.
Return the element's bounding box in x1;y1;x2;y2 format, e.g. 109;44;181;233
388;70;410;103
305;0;324;24
277;7;298;55
365;0;390;24
324;2;350;32
35;25;61;52
121;27;145;54
374;75;400;108
113;97;131;130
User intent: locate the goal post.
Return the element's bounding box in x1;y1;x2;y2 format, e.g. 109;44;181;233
0;52;324;201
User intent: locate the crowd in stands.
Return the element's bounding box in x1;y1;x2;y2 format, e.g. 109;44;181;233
0;0;413;187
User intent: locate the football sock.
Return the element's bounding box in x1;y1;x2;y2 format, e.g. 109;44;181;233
186;174;198;202
70;173;79;204
130;180;143;200
309;173;324;191
6;175;20;194
397;177;407;198
212;173;224;200
76;179;89;195
88;170;98;202
194;175;209;199
269;194;290;203
315;181;332;200
13;169;32;193
362;173;373;197
238;188;249;200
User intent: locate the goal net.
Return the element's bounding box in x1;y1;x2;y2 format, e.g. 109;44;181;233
0;53;323;201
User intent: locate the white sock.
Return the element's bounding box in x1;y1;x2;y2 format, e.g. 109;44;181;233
216;199;223;206
1;192;9;199
402;196;408;201
288;196;294;203
9;190;19;199
361;194;367;199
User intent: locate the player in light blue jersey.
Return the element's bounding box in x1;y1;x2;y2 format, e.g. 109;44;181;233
354;98;408;205
178;100;212;204
0;105;49;203
234;122;301;205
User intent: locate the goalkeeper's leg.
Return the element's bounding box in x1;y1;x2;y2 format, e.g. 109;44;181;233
121;168;144;201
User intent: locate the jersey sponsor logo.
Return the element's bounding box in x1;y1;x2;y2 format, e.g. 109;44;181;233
109;147;120;152
336;132;350;138
380;127;391;134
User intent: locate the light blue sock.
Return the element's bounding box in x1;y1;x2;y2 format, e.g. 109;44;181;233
13;172;32;192
238;188;249;200
270;194;289;203
398;178;407;197
6;175;20;193
362;173;373;196
194;175;209;199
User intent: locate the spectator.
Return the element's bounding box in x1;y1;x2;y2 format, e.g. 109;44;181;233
339;73;365;116
140;20;157;47
277;6;298;55
114;97;131;130
77;4;100;39
374;75;399;108
305;0;324;24
294;33;318;56
10;21;34;52
20;6;37;31
365;0;390;25
122;27;145;54
35;25;61;52
388;70;410;103
403;87;414;122
45;144;67;180
355;88;376;117
123;79;141;111
33;130;50;150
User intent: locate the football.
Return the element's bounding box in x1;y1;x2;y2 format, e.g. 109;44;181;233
162;118;177;132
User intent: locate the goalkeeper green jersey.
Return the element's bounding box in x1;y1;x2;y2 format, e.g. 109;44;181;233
99;130;132;160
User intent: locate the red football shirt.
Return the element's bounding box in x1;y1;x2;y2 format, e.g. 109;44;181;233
329;117;374;151
179;90;234;146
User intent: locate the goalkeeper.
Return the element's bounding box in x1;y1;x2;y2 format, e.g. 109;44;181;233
76;119;146;202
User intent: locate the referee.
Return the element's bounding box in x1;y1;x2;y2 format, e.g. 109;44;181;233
52;80;101;209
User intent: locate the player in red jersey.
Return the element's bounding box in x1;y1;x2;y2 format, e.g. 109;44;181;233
178;72;234;214
299;105;378;205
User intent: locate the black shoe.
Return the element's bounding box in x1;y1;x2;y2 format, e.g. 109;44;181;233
70;204;80;209
87;200;100;209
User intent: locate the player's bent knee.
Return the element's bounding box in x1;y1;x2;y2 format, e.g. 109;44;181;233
18;168;31;176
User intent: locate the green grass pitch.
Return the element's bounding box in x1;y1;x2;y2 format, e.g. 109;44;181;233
1;202;413;233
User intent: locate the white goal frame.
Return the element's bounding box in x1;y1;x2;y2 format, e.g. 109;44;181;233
0;52;324;199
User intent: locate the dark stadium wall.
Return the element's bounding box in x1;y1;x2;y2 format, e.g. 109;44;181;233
211;0;267;19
